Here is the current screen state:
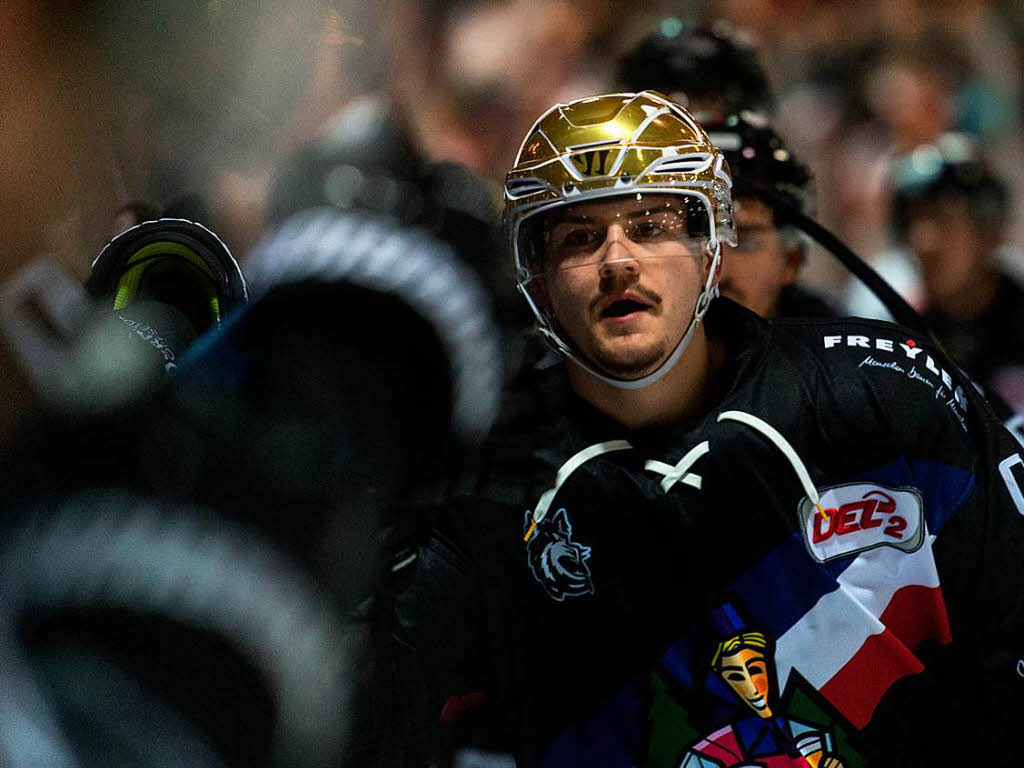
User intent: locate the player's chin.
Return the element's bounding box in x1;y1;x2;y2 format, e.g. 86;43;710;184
591;340;667;379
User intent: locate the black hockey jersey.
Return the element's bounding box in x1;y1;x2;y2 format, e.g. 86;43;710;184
386;298;1024;767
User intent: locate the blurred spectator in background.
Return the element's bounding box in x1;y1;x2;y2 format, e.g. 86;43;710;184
890;132;1024;409
833;35;969;306
865;35;966;154
385;0;613;180
748;0;1024;301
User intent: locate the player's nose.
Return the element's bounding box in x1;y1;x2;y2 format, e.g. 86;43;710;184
598;224;640;280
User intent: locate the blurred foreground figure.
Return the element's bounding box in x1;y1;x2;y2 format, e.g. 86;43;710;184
0;220;247;426
891;133;1024;410
374;92;1024;768
268;95;525;335
0;205;499;767
2;6;464;763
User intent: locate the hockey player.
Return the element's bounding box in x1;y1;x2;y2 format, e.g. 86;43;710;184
890;133;1024;411
382;92;1024;767
705;115;833;319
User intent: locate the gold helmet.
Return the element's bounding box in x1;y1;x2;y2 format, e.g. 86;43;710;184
503;91;737;389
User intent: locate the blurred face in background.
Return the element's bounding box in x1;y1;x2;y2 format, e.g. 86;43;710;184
905;194;996;312
865;56;956;152
389;0;611;179
719;197;800;317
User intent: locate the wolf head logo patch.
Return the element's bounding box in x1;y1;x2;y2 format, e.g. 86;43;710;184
524;508;595;601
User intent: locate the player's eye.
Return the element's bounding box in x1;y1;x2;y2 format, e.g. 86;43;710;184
553;225;603;254
629;211;686;243
629;220;666;241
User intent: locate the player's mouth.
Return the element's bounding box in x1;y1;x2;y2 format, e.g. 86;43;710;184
595;292;656;322
747;695;767;710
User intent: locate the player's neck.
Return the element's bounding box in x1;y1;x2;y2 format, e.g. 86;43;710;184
567;326;721;431
933;267;1000;321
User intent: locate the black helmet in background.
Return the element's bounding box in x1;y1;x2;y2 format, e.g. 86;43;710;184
267;96;523;332
704;114;812;219
616;18;774;122
890;132;1009;240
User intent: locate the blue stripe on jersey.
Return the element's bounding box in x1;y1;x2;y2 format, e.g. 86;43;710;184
851;456;975;534
540;678;647;768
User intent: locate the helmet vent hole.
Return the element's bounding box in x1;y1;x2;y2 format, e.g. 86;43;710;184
651;153;714;174
505;177;552;199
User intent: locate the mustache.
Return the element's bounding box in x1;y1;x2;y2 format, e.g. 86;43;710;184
589;284;663;314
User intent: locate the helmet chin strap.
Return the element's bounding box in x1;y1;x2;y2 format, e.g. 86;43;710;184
541;240;722;390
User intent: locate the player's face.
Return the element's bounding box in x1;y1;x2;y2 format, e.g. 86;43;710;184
718;647;773;718
719;197;799;318
538;194;709;379
906;195;988;308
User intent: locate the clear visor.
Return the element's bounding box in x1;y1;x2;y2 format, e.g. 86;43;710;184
517;192;713;281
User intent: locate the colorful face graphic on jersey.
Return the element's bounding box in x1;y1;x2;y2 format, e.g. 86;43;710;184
679;626;846;768
712;632;773;718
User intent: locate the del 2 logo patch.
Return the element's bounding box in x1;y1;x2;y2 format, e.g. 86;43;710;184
799;483;925;563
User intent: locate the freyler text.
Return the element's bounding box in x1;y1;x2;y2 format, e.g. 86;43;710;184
826;335;969;420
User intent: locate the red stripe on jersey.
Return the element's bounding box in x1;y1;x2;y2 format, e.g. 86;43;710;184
819;584;951;728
